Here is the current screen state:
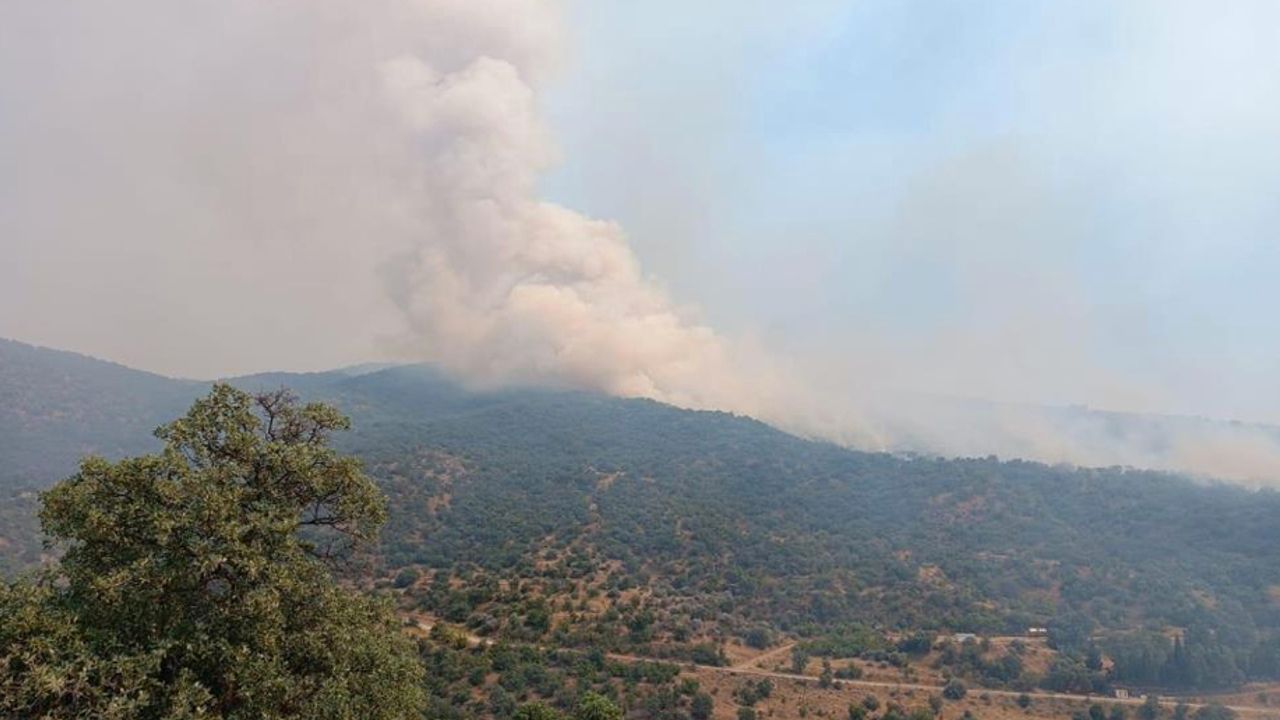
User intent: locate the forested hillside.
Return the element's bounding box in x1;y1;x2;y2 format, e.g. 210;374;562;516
0;339;202;568
3;339;1280;695
0;339;201;483
323;368;1280;693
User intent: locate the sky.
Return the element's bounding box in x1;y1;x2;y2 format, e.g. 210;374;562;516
542;0;1280;425
2;1;1280;479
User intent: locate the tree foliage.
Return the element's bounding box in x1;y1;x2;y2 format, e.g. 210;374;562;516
0;384;424;719
575;691;623;720
943;678;968;701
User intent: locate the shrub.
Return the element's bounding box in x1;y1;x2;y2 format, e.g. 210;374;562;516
943;679;968;701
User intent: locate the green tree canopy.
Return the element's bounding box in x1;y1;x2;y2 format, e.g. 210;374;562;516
516;701;567;720
0;384;424;719
691;692;714;720
943;678;968;701
575;692;623;720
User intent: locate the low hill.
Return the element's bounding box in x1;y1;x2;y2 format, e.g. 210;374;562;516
3;338;1280;693
0;338;202;487
0;339;204;567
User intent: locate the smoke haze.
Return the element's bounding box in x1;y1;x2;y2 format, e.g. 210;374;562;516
2;1;1279;484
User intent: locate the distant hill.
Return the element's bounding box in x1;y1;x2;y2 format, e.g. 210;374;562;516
0;338;203;488
0;339;202;567
3;338;1280;692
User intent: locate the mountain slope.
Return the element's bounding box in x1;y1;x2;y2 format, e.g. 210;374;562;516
234;365;1280;689
0;338;202;488
0;339;206;568
3;339;1280;691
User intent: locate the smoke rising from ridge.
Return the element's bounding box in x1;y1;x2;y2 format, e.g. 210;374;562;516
374;39;785;415
2;1;1279;484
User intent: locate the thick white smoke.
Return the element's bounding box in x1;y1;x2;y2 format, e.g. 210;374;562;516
0;0;787;417
364;1;1280;486
3;0;1279;484
374;29;784;413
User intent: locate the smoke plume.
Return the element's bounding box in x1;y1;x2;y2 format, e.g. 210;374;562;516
3;0;1279;484
373;27;785;415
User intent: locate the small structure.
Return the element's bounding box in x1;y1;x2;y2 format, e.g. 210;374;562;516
1114;689;1130;699
1027;627;1049;637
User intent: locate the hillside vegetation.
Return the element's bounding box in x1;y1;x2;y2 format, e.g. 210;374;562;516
2;339;1279;697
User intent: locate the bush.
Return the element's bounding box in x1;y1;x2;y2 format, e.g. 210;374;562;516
394;567;422;588
836;664;864;680
745;628;774;650
943;679;968;701
1139;694;1161;720
691;643;726;667
692;693;714;720
1192;705;1236;720
576;692;622;720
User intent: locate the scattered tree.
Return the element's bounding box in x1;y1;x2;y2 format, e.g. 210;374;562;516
820;658;836;688
910;707;936;720
943;679;968;701
692;692;715;720
394;567;421;589
576;692;623;720
1192;705;1236;720
745;628;774;650
793;647;812;674
1139;694;1162;720
517;702;566;720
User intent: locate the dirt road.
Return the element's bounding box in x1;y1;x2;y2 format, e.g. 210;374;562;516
734;641;796;670
409;618;1273;718
606;650;1275;718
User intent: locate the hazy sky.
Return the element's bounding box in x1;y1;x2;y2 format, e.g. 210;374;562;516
544;0;1280;424
2;0;1279;432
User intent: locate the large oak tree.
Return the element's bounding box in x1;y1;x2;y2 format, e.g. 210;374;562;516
0;384;425;719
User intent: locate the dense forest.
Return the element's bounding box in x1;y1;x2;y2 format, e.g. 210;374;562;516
3;338;1280;697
